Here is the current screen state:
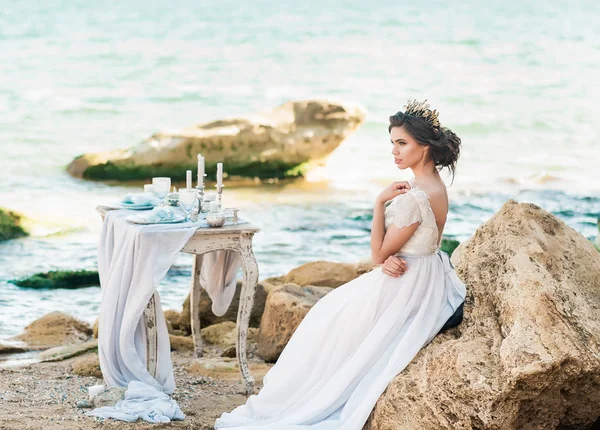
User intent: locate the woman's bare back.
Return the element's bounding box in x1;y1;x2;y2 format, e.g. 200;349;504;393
412;177;448;245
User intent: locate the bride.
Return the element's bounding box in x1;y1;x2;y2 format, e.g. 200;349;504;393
215;100;466;430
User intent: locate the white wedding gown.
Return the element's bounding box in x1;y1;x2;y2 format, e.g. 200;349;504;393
215;178;466;430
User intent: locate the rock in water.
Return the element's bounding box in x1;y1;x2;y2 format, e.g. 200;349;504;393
366;200;600;430
67;99;366;181
0;208;28;241
9;269;99;289
258;284;333;362
440;237;460;256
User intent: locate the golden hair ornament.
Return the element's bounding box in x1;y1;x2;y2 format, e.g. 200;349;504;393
403;99;441;132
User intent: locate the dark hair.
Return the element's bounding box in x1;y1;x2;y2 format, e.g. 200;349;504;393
388;111;461;184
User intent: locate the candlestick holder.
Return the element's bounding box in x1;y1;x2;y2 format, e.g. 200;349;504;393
216;184;224;211
195;174;207;212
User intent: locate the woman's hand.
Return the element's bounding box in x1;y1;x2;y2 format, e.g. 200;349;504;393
381;255;407;277
376;181;411;204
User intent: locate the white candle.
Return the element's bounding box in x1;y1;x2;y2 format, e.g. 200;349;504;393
186;170;192;189
216;162;223;186
197;154;205;187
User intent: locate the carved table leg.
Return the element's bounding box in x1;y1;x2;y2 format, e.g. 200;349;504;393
190;254;204;358
237;234;259;396
144;292;158;378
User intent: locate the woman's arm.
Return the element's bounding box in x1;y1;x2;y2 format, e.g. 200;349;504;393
370;208;419;264
370;199;387;264
370;181;417;264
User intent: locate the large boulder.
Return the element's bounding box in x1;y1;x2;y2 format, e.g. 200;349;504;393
9;311;93;350
283;261;359;288
180;281;268;334
258;283;333;362
67;100;366;181
200;321;258;349
366;200;600;429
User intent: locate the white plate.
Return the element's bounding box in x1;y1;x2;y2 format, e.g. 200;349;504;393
126;214;186;224
106;202;155;210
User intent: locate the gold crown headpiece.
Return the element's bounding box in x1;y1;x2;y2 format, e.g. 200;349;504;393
403;99;440;132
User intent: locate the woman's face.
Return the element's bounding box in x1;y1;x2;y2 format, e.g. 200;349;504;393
389;126;428;170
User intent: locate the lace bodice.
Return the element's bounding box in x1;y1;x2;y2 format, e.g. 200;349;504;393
384;178;441;256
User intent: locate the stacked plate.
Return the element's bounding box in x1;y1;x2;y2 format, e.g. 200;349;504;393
127;212;185;224
105;201;156;210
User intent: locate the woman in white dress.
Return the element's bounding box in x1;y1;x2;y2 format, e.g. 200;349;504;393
215;100;466;430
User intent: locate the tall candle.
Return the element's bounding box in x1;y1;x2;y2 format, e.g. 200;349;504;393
186;170;192;189
216;162;223;186
197;154;204;186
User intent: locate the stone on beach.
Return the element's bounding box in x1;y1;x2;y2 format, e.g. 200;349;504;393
39;339;98;362
164;309;184;335
366;200;600;430
257;284;333;362
180;281;269;334
169;334;195;352
200;321;258;349
66;99;366;181
72;353;102;378
9;311;92;350
188;357;272;385
92;317;99;339
90;386;127;408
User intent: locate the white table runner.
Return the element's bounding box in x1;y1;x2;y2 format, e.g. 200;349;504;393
90;208;243;422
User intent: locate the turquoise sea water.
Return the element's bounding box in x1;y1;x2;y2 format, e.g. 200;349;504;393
1;0;599;337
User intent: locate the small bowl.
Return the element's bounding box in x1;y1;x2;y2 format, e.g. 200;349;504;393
206;211;225;227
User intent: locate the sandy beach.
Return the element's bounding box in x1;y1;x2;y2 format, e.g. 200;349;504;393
0;348;271;430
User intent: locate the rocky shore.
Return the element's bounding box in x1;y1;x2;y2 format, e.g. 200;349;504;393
1;201;599;429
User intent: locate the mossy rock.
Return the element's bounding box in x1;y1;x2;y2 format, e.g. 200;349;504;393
82;159;309;182
10;269;100;289
440;238;460;256
0;208;28;241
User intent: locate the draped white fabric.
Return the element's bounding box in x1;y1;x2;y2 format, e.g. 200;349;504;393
215;179;466;429
200;250;243;316
92;209;242;421
86;381;185;423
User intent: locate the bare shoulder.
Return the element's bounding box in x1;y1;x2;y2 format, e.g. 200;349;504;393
415;179;448;221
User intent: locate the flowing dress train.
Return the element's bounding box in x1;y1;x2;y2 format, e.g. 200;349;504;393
215;178;466;429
